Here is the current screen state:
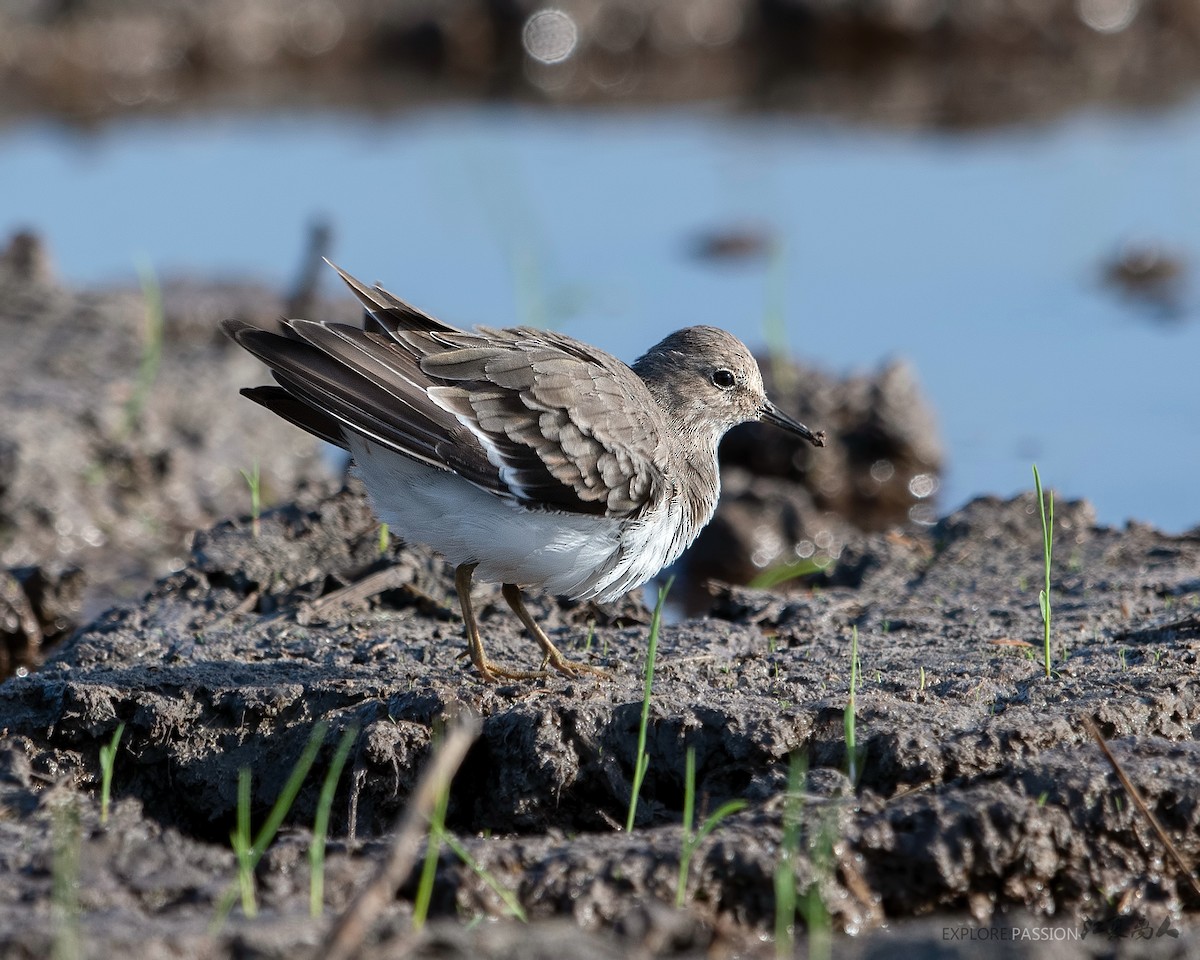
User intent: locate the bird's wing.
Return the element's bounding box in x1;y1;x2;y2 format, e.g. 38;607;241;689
413;326;670;517
223;317;465;473
223;268;668;519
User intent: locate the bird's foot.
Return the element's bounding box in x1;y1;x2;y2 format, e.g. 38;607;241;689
540;650;612;681
469;655;550;684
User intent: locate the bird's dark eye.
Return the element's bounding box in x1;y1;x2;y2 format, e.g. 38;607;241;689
712;368;736;390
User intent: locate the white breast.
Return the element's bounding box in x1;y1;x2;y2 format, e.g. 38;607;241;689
347;436;717;602
348;437;619;597
580;490;711;602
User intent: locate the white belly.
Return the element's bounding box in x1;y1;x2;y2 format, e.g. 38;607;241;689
348;436;692;601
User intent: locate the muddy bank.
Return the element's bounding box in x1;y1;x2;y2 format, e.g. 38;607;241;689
0;237;936;673
0;487;1197;957
0;231;344;668
2;0;1197;127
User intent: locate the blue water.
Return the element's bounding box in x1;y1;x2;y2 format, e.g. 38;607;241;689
3;102;1198;532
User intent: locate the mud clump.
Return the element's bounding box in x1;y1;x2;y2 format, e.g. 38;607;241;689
0;230;341;653
0;487;1197;957
0;562;85;677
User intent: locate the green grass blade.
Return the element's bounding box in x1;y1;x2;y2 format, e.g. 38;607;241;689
774;753;804;958
844;626;859;784
251;723;327;858
235;767;256;917
310;725;358;918
51;802;82;960
440;832;528;922
1033;465;1054;677
682;746;697;838
627;577;672;832
696;799;748;844
675;746;698;907
239;463;262;538
413;778;451;930
748;556;830;590
212;723;329;930
123;259;165;436
676;745;747;908
98;722;125;825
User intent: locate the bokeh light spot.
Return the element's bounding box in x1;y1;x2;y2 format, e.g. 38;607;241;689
523;9;579;64
908;473;938;499
1076;0;1138;33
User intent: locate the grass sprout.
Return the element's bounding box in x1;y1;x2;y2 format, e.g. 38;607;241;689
378;522;390;555
214;723;328;927
240;462;262;538
774;752;804;958
410;753;527;928
123;259;165;436
318;715;480;960
51;801;82;960
844;626;863;784
412;774;451;931
627;576;672;832
1032;464;1054;677
99;722;125;825
749;556;830;591
801;817;834;960
310;725;358;918
675;745;747;907
233;768;255;916
439;832;528;922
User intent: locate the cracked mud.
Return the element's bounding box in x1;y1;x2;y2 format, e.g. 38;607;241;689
1;483;1198;958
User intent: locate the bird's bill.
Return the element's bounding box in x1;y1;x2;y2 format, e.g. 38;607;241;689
761;401;826;447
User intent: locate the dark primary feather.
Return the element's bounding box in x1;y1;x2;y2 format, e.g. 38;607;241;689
221;267;670;519
224;319;451;472
326;260;456;336
241;385;347;450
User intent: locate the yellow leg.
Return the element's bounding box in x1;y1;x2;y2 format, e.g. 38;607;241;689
501;583;610;679
454;564;546;683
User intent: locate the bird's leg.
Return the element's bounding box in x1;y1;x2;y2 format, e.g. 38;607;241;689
501;583;611;679
454;564;546;682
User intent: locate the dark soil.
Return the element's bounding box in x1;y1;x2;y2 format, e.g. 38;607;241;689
1;481;1198;958
0;230;343;670
1;242;1197;957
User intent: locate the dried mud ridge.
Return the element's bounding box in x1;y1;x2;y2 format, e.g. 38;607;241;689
1;489;1198;958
